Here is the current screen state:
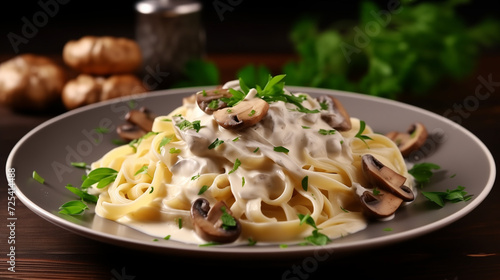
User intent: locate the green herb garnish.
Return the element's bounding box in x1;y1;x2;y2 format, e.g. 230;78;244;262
32;170;45;184
297;213;331;245
422;186;473;207
408;162;441;187
355;120;373;148
65;184;98;203
228;158;241;174
198;185;209;195
169;147;181;154
274;146;289;154
318;129;336;135
208;138;224;149
301;176;309;191
220;206;237;230
81;167;118;189
134;165;151;178
158;135;173;151
59;200;88;215
70;162;89;169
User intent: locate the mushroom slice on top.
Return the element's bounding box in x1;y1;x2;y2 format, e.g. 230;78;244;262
317;95;352;131
191;198;241;243
116;123;147;141
360;189;403;219
125;106;155;132
213;98;269;130
196;88;233;114
386;122;428;157
362;154;414;202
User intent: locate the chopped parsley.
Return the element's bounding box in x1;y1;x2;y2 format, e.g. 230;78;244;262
253;147;260;153
354;120;373;148
274;146;289;154
129;131;159;153
301;176;309;191
422;186;473;207
208;138;224;149
408;162;441;187
65;184;98;204
81;167;118;189
318;129;336;135
134;165;151;178
228;158;241;174
198;185;209;195
220;74;320;113
32;170;45;184
297;213;331;245
158;135;173;151
59;200;88;215
169;147;181;154
220;206;237;230
70;162;89;169
191;174;201;180
176;118;202;132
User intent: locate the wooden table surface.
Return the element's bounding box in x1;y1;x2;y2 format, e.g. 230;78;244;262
0;53;499;280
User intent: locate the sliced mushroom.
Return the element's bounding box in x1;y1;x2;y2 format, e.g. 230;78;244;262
196;88;233;114
362;154;414;202
116;123;147;141
213;98;269;130
191;198;241;243
317;95;352;131
386;123;428;157
125;106;155;132
360;189;403;219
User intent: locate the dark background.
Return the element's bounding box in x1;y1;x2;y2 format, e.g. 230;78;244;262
1;0;498;56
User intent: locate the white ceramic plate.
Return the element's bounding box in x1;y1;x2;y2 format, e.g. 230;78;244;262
6;86;495;257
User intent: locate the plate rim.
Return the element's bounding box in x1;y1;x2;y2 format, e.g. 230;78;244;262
6;85;496;256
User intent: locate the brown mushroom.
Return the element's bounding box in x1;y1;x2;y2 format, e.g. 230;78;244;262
361;154;414;202
196;88;232;114
125;106;155;132
191;198;241;243
386;123;428;157
116;123;147;141
317;95;352;131
213;98;269;130
360;189;403;219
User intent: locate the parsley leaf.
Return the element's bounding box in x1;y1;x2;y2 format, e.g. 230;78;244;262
220;206;237;230
134;165;151;178
355;120;373;148
301;176;309;191
81;167;118;189
318;129;336;135
228;158;241;174
59;200;88;215
198;185;209;195
274;146;289;154
297;213;331;245
32;170;45;184
408;162;441;187
208;138;224;149
65;184;98;204
422;186;473;207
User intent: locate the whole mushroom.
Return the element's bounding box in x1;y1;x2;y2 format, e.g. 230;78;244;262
0;54;66;111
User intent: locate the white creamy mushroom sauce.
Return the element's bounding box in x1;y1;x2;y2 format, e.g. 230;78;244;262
90;79;414;245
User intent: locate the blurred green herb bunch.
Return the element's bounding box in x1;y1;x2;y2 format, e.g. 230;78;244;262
176;0;500;99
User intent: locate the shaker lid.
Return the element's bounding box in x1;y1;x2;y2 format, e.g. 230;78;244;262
135;0;201;16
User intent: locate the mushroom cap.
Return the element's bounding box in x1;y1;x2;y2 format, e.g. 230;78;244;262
191;198;241;243
317;95;352;131
213;98;269;130
386;122;428;157
196;88;232;114
362;154;414;202
360;189;403;219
